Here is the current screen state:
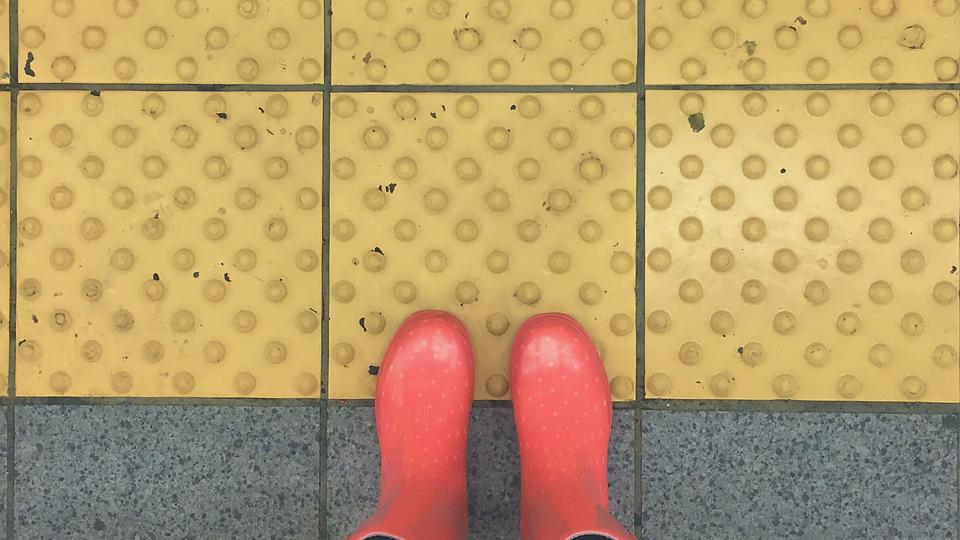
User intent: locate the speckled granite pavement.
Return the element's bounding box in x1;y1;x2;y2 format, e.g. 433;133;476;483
0;402;956;539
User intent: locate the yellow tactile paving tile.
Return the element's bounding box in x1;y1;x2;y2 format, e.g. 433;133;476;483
332;0;638;85
645;0;960;84
0;92;9;393
18;0;324;84
329;92;637;400
15;91;323;397
644;90;960;402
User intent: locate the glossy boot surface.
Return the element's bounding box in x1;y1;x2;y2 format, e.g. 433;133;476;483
348;311;475;540
511;313;636;540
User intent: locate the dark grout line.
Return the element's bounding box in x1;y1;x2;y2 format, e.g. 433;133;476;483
13;396;321;407
326;397;960;414
634;4;645;536
644;82;960;91
7;1;19;536
634;89;645;539
15;82;640;94
640;399;960;414
318;1;333;536
332;398;486;408
8;395;957;414
16;82;960;94
636;3;645;92
331;83;638;93
634;408;643;539
18;82;325;92
471;400;513;408
635;92;645;400
11;83;960;99
328;399;376;407
318;398;328;539
325;398;639;409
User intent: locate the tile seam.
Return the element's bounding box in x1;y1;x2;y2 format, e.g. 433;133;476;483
18;83;327;92
318;0;333;536
14;397;321;407
645;83;960;91
17;83;637;93
331;84;639;93
12;83;959;93
635;408;643;539
636;90;645;397
636;1;645;535
7;0;19;536
324;398;960;413
639;399;960;414
6;396;956;413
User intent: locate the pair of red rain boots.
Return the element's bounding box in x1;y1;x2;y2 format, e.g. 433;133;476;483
347;311;635;540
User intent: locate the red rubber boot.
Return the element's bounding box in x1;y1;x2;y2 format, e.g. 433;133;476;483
347;310;475;540
511;313;636;540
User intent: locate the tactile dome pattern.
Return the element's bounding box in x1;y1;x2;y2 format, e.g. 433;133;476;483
16;91;323;397
645;89;960;402
645;0;960;84
18;0;324;83
329;92;638;400
332;0;638;84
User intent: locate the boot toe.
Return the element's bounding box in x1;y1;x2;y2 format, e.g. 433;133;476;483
390;310;472;367
511;313;599;377
510;313;612;427
378;310;475;404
